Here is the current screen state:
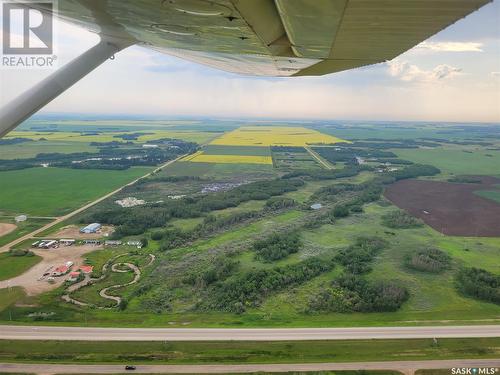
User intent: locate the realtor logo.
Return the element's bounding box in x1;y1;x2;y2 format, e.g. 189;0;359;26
2;1;53;54
1;0;57;68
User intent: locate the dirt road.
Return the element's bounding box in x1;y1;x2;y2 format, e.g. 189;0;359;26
0;222;17;237
0;154;187;253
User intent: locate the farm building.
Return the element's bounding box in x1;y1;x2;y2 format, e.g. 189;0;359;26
67;271;81;282
78;265;93;274
60;239;75;246
36;240;58;249
15;215;27;222
127;240;142;248
83;239;100;245
105;240;122;246
80;223;102;234
52;265;69;276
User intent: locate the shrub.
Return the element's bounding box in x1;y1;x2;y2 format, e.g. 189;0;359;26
332;205;349;218
253;232;301;262
335;236;387;274
456;268;500;304
382;210;422;229
406;248;451;273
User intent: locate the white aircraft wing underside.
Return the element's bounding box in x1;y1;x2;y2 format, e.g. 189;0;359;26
34;0;491;77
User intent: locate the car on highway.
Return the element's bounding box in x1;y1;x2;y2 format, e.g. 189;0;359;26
125;365;136;370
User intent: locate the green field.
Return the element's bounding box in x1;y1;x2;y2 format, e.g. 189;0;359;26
0;218;53;247
475;189;500;203
0;167;152;216
0;338;498;364
0;141;98;159
394;148;500;176
0;252;41;281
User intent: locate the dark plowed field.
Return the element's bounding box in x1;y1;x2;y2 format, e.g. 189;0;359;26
384;177;500;237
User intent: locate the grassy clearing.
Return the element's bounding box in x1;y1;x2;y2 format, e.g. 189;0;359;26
0;338;498;364
474;190;500;203
394;148;500;176
0;252;42;281
0;141;98;159
0;167;152;216
0;218;53;248
0;287;26;311
211;126;346;147
159;161;277;179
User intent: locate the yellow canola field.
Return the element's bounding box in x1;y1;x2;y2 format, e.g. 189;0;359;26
185;152;272;165
210;126;347;147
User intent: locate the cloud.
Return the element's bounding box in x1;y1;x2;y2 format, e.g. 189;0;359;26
387;61;462;83
417;41;483;52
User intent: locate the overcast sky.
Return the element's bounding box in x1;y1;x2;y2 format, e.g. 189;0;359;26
1;1;499;123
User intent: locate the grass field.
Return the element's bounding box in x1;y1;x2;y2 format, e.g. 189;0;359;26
0;252;41;281
0;167;152;216
0;287;25;312
0;218;53;247
211;126;346;147
0;141;98;159
394;148;500;176
475;189;500;203
202;145;271;156
0;338;498;364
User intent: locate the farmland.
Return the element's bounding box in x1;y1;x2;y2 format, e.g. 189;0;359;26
0;167;152;216
0;119;499;330
211;126;346;146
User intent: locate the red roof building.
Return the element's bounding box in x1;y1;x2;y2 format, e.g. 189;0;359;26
52;265;69;276
78;265;93;274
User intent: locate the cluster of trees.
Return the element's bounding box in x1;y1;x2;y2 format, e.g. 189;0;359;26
349;139;439;149
0;139;198;171
88;178;304;238
335;236;387;274
447;176;482;184
271;146;306;153
405;248;451;273
0;137;33;145
183;256;240;288
312;146;397;165
264;197;296;210
382;210;423;229
388;164;440;181
113;132;153;140
253;231;302;262
456;268;499;304
202;257;334;313
308;274;409;313
282;165;369;180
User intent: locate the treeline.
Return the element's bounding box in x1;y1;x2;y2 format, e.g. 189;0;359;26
388;164;440;181
201;257;334;313
0;139;198;171
456;268;499;304
382;210;423;229
308;236;408;313
335;236;387;274
271;146;306;153
405;248;451;273
282;165;370;180
253;231;301;262
0;137;33;145
309;274;409;313
87;179;303;239
312;146;396;165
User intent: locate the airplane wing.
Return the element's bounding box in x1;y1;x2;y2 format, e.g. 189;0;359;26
0;0;492;136
51;0;491;77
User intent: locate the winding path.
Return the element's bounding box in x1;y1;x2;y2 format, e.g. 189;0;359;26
62;253;153;308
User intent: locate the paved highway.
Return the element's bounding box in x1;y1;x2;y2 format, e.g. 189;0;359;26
1;359;499;374
0;325;499;341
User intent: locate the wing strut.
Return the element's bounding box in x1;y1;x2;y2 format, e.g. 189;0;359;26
0;36;133;138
